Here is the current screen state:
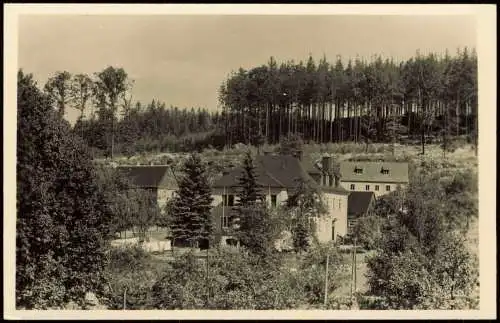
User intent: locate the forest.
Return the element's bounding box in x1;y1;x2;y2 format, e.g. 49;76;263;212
42;48;477;157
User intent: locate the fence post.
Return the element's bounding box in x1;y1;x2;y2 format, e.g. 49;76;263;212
123;287;127;310
354;237;357;294
206;246;210;307
324;253;329;307
350;244;354;300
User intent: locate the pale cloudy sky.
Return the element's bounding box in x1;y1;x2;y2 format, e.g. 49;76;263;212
18;14;476;124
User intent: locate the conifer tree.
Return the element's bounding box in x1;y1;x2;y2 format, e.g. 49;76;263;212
233;151;274;257
286;177;326;253
170;153;214;248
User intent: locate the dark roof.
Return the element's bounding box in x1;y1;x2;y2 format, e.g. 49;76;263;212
348;191;376;215
340;161;409;183
301;154;322;174
212;155;317;189
116;165;178;189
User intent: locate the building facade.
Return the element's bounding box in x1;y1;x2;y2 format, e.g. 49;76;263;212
211;154;350;247
339;161;409;197
116;165;179;211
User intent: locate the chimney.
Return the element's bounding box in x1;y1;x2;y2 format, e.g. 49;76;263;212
321;156;331;174
334;175;340;188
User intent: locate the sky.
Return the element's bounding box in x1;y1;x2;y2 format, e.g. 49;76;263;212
18;14;477;125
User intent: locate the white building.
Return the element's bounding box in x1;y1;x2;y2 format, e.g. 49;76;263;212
116;165;178;211
338;161;409;197
211;154;350;247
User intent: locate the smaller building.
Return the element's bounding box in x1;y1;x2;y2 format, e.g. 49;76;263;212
339;161;409;197
116;165;179;211
347;191;376;234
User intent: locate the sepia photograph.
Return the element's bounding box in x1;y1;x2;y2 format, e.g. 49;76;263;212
3;4;497;320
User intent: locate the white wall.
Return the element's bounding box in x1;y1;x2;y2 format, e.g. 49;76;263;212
213;189;348;246
340;181;406;197
310;216;333;243
265;189;288;208
323;192;349;239
212;189;288;208
157;189;176;210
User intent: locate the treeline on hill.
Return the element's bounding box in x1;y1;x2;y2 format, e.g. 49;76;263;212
219;48;477;154
42;48;477;158
42;67;226;158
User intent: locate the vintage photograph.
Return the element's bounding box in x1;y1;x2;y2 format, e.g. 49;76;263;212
5;4;497;319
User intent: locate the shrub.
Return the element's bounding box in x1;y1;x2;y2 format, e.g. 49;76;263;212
351;215;384;250
103;245;164;309
151;249;306;310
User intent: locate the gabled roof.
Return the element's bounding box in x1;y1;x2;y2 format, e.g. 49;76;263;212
348;191;376;215
211;155;317;190
116;165;178;189
301;154;322;174
340;161;409;183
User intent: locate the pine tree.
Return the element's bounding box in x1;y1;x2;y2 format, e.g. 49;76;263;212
170;153;214;248
235;151;264;206
233;151;275;257
285;177;326;253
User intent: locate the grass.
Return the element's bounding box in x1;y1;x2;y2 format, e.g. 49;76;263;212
334;251;374;297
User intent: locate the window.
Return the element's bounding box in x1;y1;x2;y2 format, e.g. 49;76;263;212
271;195;277;207
386;185;391;192
322;175;327;186
350;184;355;190
221;214;229;229
375;185;380;191
381;167;390;175
338;200;341;209
365;185;370;191
332;223;336;240
354;167;363;174
328;175;334;187
223;194;234;206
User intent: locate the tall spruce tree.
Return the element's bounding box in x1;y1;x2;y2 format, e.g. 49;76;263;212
233;151;274;257
170;153;214;248
16;70;113;309
286;177;327;253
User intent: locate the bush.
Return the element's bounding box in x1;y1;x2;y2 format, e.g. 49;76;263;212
151;249;306;310
296;243;350;304
104;245;164;309
350;216;384;250
357;295;390;309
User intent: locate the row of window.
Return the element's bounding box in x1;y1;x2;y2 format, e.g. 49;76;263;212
222;194;278;207
222;217;341;241
349;184;391;192
327;198;342;210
